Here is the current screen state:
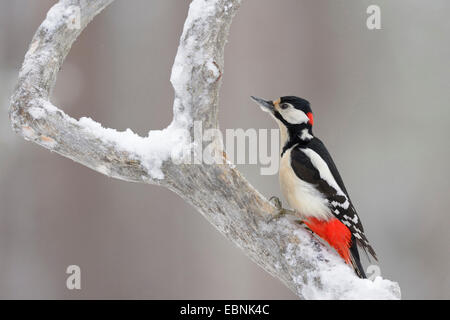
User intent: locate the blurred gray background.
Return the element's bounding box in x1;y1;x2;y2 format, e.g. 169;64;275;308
1;0;449;299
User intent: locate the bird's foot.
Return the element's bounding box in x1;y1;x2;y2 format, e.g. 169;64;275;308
268;196;298;222
269;196;283;210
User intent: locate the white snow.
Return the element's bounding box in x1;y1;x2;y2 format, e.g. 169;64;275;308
78;117;191;179
20;2;82;78
20;0;217;180
170;0;220;112
23;99;62;121
224;2;233;14
41;99;59;113
170;0;218;94
270;218;401;300
13;0;402;299
28;106;46;119
42;1;76;32
17;0;221;180
42;2;65;32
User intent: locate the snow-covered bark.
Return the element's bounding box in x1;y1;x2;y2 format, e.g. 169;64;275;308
9;0;401;299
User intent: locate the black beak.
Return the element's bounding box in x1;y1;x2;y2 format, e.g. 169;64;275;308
250;96;274;112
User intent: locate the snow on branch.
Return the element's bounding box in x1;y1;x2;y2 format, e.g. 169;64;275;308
9;0;401;299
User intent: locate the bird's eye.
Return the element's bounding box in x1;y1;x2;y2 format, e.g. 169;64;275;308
280;103;289;110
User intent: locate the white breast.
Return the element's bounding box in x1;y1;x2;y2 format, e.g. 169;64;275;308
279;147;333;220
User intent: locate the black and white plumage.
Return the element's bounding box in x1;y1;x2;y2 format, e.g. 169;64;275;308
252;95;377;278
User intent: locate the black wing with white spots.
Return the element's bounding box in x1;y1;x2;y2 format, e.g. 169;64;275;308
290;137;377;260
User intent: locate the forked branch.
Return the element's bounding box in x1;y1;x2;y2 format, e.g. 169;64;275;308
9;0;400;299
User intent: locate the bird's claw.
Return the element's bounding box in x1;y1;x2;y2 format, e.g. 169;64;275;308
295;219;306;226
268;196;298;222
269;196;282;210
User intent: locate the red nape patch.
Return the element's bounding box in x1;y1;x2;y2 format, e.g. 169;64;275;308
306;112;314;126
305;218;352;264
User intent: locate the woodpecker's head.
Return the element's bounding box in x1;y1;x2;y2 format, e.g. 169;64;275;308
251;95;314;147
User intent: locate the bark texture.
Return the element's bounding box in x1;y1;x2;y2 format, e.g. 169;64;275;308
9;0;401;299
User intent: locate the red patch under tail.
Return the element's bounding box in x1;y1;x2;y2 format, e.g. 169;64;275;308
305;217;352;264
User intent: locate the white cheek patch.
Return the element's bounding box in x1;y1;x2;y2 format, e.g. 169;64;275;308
280;107;309;124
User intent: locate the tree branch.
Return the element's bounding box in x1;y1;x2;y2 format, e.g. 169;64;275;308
9;0;401;299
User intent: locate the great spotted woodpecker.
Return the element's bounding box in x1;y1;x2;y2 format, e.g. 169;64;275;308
251;96;377;278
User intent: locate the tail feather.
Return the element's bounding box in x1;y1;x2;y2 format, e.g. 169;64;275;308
349;237;366;279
